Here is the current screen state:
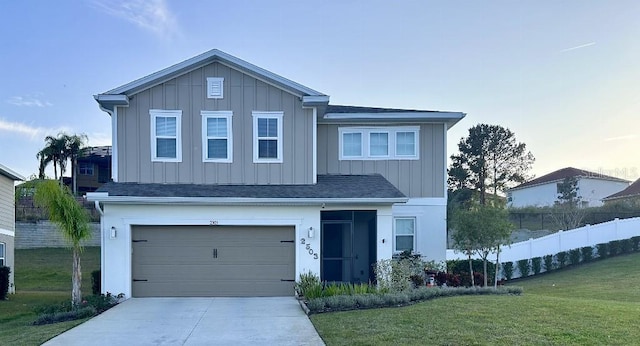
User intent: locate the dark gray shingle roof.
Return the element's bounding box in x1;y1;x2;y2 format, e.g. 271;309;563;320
96;174;405;199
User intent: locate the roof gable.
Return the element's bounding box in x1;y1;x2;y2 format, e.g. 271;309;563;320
603;178;640;200
0;163;24;181
511;167;629;191
95;49;329;111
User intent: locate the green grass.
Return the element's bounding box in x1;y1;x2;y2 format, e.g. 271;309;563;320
0;247;100;345
311;252;640;346
16;247;100;292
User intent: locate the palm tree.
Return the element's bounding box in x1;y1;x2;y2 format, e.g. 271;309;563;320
37;135;65;180
60;133;88;195
34;180;91;307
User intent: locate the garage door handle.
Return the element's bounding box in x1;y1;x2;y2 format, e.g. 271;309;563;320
213;248;218;258
281;279;295;282
133;279;148;282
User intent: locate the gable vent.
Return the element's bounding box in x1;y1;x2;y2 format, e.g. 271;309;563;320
207;77;224;99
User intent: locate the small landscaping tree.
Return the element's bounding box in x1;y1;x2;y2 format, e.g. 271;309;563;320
550;177;586;230
34;180;91;307
452;205;513;287
569;249;581;265
517;259;530;278
531;257;542;275
543;255;554;272
556;251;568;268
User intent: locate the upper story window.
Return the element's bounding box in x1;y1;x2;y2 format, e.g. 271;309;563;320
252;111;283;163
202;111;233;162
150;109;182;162
394;217;415;253
0;242;4;267
339;126;419;160
79;162;94;175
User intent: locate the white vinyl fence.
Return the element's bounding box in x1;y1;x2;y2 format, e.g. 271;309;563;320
447;217;640;264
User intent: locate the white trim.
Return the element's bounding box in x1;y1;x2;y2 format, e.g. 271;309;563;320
102;49;325;98
206;77;224;99
312;107;317;184
86;195;408;205
112;107;119;182
201;111;233;163
252;111;284;163
0;228;14;237
150;109;182;162
393;217;416;253
0;241;5;267
0;164;24;181
339;126;419;160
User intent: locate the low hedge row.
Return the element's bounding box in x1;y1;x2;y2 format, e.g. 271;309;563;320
505;235;640;279
305;286;523;314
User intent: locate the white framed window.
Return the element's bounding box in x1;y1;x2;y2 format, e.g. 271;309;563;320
202;111;233;162
339;127;419;160
0;242;4;267
150;109;182;162
395;131;417;157
369;131;389;157
79;162;94;175
394;217;416;253
341;131;363;158
207;77;224;99
252;111;283;163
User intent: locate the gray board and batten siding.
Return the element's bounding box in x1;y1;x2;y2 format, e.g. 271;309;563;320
317;123;446;198
0;175;15;231
117;62;314;185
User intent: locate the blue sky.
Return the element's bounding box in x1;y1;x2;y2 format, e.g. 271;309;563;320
1;0;639;182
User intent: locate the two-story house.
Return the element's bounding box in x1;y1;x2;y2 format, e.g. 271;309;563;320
0;163;25;294
508;167;630;208
88;49;464;298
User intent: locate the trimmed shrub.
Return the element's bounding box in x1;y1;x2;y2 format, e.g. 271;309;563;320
556;251;568;268
33;306;97;325
517;259;530;277
295;271;323;299
0;266;9;300
91;270;101;296
581;247;593;262
531;257;542;275
631;236;640;252
435;271;461;287
609;240;621;256
447;259;495;283
502;262;514;280
620;239;633;254
569;249;581;265
543;255;554;272
597;243;609;259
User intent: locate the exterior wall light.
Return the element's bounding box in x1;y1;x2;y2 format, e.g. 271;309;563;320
110;226;117;239
308;227;314;238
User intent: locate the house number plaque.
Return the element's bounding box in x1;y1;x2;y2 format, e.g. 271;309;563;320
300;238;318;260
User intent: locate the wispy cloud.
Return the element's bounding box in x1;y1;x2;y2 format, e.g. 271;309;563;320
603;134;639;142
560;42;596;53
0;119;69;140
92;0;179;39
6;96;53;107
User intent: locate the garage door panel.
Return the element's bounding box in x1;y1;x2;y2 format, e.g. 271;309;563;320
132;225;295;297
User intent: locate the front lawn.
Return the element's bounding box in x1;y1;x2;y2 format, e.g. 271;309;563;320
311;252;640;345
0;247;100;345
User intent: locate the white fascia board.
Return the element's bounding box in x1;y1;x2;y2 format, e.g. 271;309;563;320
103;49;326;98
85;195;408;206
0;228;15;237
0;164;24;181
302;95;330;107
322;112;466;128
94;94;129;113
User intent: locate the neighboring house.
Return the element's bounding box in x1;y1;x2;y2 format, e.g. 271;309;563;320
602;178;640;206
508;167;630;208
0;164;25;293
75;146;112;193
88;49;465;298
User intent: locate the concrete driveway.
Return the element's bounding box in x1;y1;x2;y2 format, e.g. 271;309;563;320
42;297;325;346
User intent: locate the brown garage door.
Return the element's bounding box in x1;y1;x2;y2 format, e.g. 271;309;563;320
131;225;295;297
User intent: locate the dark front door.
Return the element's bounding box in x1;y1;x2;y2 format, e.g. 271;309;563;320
321;221;353;282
